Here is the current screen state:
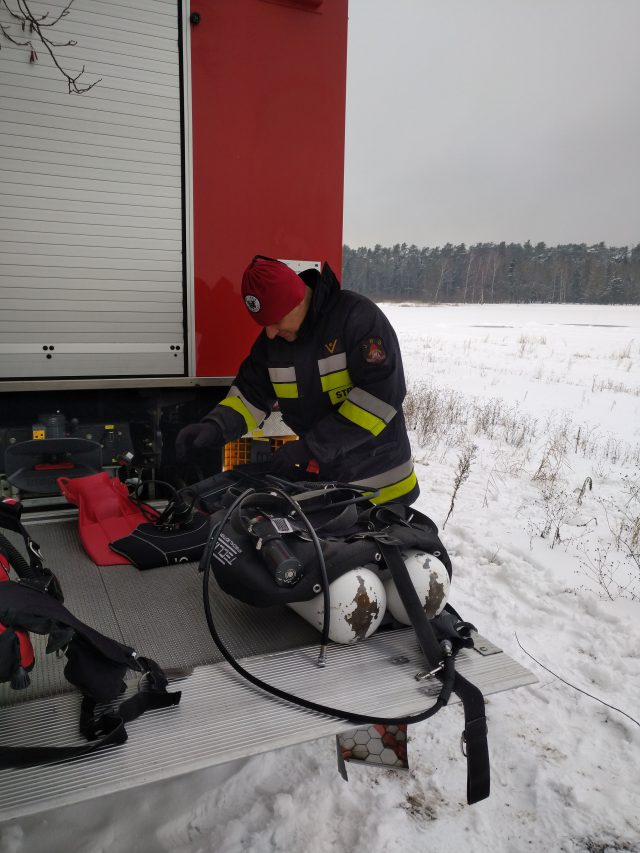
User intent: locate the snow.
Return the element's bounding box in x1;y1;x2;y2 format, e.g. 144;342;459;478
2;304;640;853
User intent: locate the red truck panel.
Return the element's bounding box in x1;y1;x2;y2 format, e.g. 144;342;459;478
190;0;349;377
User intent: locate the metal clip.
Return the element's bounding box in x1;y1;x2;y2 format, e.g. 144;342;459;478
414;663;444;681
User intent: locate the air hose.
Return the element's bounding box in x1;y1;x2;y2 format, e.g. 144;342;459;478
0;532;37;581
0;531;64;601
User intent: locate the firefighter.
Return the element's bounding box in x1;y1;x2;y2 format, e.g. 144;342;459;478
176;256;419;505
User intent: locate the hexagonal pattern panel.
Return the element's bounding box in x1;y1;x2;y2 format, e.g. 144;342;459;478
338;724;408;768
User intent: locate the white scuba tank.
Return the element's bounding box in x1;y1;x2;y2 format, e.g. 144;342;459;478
383;549;450;624
288;566;387;644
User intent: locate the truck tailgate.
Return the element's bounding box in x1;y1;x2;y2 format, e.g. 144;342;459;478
0;516;536;819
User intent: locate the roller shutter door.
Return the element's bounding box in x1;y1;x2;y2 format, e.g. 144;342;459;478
0;0;184;379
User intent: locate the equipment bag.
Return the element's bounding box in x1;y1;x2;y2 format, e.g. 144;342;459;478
0;554;35;689
0;498;181;769
204;488;452;608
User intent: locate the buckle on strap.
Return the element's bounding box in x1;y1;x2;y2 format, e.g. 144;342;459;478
460;717;488;757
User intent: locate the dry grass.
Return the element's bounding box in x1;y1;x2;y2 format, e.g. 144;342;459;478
404;382;640;599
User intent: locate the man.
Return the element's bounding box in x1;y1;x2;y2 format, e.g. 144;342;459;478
176;256;419;505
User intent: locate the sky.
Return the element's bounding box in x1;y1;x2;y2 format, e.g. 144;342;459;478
343;0;640;250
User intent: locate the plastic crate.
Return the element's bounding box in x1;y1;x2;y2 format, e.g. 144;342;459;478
223;434;298;471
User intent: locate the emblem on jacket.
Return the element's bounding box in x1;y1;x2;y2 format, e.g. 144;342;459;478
324;338;338;354
363;337;386;364
245;294;261;313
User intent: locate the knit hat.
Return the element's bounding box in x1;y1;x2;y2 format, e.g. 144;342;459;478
241;257;306;325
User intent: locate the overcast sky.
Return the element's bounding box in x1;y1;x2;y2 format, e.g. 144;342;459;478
343;0;640;249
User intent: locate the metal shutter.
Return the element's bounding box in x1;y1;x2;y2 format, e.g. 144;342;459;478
0;0;184;379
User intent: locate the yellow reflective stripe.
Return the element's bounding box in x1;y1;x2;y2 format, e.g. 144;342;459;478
224;385;267;426
321;369;352;393
348;387;396;424
219;396;258;433
339;399;387;436
272;382;299;399
367;469;418;505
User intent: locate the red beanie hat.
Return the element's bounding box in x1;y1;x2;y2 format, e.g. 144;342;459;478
241;257;306;325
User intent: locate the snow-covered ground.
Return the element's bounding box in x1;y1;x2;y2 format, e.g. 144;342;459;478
2;304;639;853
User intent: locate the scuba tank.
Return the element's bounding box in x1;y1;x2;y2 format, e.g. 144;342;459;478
287;549;451;644
288;565;387;643
383;549;451;625
202;484;453;642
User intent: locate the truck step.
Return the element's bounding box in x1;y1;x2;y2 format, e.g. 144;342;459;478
0;627;535;820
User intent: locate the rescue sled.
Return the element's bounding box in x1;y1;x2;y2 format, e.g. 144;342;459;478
0;474;537;821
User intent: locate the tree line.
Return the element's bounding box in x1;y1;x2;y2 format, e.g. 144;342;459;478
342;242;640;304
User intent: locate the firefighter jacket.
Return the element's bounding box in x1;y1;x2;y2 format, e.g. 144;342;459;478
206;263;419;505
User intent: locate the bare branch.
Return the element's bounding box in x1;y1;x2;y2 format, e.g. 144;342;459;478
0;21;30;46
1;0;22;21
21;0;73;28
0;0;101;94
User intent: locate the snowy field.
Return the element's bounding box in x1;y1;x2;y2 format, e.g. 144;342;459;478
2;304;640;853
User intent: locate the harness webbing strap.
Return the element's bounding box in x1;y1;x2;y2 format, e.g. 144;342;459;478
377;540;444;670
0;715;128;770
378;539;490;804
454;672;491;804
80;684;182;738
0;679;182;770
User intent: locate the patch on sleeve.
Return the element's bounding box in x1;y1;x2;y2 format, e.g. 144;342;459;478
362;337;386;364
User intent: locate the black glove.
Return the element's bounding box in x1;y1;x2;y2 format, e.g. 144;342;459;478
270;439;316;479
175;421;223;463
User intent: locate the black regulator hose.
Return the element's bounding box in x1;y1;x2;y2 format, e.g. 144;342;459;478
277;487;332;664
0;531;39;581
0;531;64;601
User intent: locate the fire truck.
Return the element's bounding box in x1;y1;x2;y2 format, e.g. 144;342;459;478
0;0;346;493
0;1;534;822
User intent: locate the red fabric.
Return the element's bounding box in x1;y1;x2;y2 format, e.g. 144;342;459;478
0;555;35;669
241;257;305;325
57;473;157;566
